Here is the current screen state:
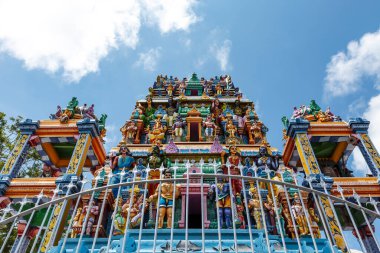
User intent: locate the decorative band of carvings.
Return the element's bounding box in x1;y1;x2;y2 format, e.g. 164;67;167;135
295;133;320;174
359;134;380;176
66;134;91;175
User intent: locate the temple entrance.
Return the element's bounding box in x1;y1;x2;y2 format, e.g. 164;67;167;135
188;194;202;228
190;123;199;141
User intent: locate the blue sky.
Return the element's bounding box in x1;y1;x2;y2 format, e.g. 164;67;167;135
1;0;380;250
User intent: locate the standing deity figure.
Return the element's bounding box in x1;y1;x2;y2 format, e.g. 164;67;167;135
291;193;309;236
110;145;135;196
148;169;180;228
209;168;232;229
308;207;321;238
226;118;237;137
166;98;177;127
179;81;187;96
221;145;242;194
256;145;279;173
71;207;84;238
172;115;186;139
83;201;99;236
203;81;212;96
264;197;278;234
248;187;263;229
211;98;222;119
235;193;246;229
113;198;126;235
121;121;138;144
148;117;167;145
203;115;217;139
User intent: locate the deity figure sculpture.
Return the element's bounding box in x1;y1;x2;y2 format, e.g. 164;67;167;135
291;193;309;236
122;192;140;228
113;198;126;235
203;115;217;140
179;81;187;96
148;117;167;145
121;121;138;144
83;201;99;236
147;145;166;169
144;96;156;123
42;163;62;177
110;145;135;196
172;115;186;140
256;145;279;173
203;81;213;96
209;168;232;229
148;169;180;228
226;118;237;137
248;187;263;229
83;104;96;119
215;83;223;97
250;121;263;144
50;105;62;120
264;197;278;234
165;98;177;127
235;193;246;229
71;207;84;238
166;83;174;97
211;98;222;119
309;207;321;238
132;103;144;120
221;145;242;194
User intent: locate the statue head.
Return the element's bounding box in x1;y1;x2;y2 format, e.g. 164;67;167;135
163;168;172;179
229;145;239;156
119;145;131;156
259;145;268;157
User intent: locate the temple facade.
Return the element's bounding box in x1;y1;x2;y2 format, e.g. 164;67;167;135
0;74;380;253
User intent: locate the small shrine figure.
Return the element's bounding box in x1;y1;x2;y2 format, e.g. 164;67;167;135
179;81;187;97
167;83;174;97
83;104;96;119
50;105;62;119
209;168;232;229
264;197;278;235
248;186;263;229
42;163;62;177
235;193;246;229
250;121;263;144
256;145;279;173
122;189;143;228
226;118;237;137
203;115;217;140
215;83;223;97
148;117;167;145
110;145;135;196
113;198;126;235
71;207;84;238
166;98;177;127
308;207;321;238
291;193;309;236
147;145;166;169
148;169;180;228
132;103;144;120
203;81;213;96
121;121;138;144
144;96;156;123
221;145;242;194
83;201;99;236
172;115;186;141
211;98;222;119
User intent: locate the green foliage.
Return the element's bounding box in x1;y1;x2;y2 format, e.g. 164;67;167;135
0;112;43;178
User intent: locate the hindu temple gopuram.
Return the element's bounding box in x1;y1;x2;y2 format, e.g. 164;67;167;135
1;73;380;253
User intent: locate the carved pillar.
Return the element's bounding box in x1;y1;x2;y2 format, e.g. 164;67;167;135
288;119;348;252
0;120;39;196
40;119;98;251
350;118;380;177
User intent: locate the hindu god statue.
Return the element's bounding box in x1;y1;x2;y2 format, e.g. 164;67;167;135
148;117;167;145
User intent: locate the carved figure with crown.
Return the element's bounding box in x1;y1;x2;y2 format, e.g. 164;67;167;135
148;117;167;145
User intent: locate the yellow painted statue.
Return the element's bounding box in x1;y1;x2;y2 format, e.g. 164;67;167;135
148;169;180;228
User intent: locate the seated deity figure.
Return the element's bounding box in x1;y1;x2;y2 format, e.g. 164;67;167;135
256;145;279;173
215;83;223;97
148;169;180;228
203;115;217;140
71;207;84;238
83;201;99;236
248;187;263;229
250;121;263;144
291;193;309;236
209;168;232;229
148;117;167;145
172;115;186;140
166;83;174;97
113;198;126;235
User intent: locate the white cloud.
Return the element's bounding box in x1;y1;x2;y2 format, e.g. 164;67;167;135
103;124;118;153
210;39;232;71
324;29;380;98
352;94;380;175
134;47;161;72
0;0;198;82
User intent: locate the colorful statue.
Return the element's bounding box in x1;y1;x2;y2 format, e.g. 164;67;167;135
166;98;177;127
209;168;232;229
226;118;237;137
250;121;263;144
148;117;167;145
154;105;167;119
83;201;99;236
264;197;278;234
215;83;223;97
291;193;309;236
50;105;62;120
113;198;126;235
42;163;62;177
308;207;321;238
110;145;135;196
221;145;242;194
120;120;138;144
167;83;174;97
248;186;263;229
203;115;217;140
71;207;84;238
235;193;246;229
256;145;279;172
148;169;180;228
147;145;166;169
172;115;186;139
